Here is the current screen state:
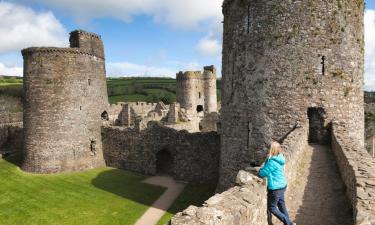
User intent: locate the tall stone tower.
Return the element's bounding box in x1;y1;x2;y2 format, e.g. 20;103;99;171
176;66;217;116
203;65;218;113
219;0;364;189
22;30;109;173
176;71;202;115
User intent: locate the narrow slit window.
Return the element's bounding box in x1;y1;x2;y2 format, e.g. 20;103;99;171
247;5;250;34
321;56;326;76
88;79;91;85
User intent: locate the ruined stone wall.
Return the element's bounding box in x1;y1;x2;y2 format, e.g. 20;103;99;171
199;112;220;133
331;124;375;224
0;124;23;156
171;126;308;225
21;30;108;173
0;96;23;113
365;103;375;113
102;124;220;182
220;0;365;189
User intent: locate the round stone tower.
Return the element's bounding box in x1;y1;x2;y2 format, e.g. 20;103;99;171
176;71;203;114
22;30;109;173
203;65;218;113
219;0;364;189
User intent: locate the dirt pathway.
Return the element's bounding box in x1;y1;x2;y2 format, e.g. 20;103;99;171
134;176;186;225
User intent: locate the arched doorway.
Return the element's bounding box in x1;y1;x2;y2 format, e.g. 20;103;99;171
196;105;204;113
308;107;330;144
101;111;109;121
156;149;173;175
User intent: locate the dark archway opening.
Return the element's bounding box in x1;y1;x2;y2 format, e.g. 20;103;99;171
308;107;330;144
156;149;173;175
196;105;203;113
101;111;109;121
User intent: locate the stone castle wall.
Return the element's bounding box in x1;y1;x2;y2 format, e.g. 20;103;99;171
171;126;309;225
331;124;375;224
21;30;108;173
102;123;220;182
219;0;365;189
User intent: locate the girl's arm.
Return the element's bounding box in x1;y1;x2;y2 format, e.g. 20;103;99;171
258;161;270;178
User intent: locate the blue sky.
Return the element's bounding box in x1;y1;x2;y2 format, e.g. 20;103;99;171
0;0;375;90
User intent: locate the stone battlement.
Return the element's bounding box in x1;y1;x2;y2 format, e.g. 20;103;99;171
21;47;105;60
176;71;202;80
70;29;102;39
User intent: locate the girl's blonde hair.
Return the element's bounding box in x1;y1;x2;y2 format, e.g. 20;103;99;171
269;141;282;157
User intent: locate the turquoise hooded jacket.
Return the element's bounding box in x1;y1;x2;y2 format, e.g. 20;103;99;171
259;153;287;190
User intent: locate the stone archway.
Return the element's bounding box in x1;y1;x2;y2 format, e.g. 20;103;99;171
156;149;173;176
307;107;330;144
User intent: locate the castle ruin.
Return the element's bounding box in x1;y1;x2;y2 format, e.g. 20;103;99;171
21;30;108;173
0;0;373;223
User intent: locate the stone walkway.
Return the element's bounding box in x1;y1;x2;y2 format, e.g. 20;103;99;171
134;176;186;225
274;145;353;225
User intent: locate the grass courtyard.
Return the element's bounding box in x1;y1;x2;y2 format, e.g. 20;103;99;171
0;156;215;225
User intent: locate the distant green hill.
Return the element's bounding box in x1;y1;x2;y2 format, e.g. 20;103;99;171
0;77;222;104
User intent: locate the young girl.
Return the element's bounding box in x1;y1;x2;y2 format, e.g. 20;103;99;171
259;141;294;225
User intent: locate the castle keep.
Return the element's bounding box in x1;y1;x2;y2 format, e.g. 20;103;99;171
21;30;108;173
176;65;217;117
218;0;365;189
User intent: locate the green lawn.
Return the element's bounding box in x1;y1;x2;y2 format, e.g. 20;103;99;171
0;156;165;225
0;156;216;225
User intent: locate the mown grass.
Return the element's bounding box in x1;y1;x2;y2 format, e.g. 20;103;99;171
0;156;166;225
108;94;149;104
156;182;217;225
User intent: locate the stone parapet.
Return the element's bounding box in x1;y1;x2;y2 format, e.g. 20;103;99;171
332;124;375;225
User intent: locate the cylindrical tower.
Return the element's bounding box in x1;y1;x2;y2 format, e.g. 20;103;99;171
219;0;364;189
176;71;201;114
203;65;218;113
21;30;109;173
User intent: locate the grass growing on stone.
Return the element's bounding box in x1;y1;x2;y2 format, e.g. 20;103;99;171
156;182;217;225
0;156;166;225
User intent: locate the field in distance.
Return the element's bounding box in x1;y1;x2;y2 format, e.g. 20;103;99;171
0;76;222;104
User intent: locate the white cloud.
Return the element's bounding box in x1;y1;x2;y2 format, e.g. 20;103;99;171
365;9;375;91
196;35;221;57
15;0;222;29
107;60;203;77
0;63;23;76
0;1;67;54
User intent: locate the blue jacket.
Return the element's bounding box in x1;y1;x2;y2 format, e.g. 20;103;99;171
259;153;287;190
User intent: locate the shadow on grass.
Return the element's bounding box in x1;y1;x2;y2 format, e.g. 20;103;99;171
91;169;167;208
2;152;24;167
92;169;217;223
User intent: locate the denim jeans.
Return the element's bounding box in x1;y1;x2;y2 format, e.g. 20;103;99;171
267;187;292;225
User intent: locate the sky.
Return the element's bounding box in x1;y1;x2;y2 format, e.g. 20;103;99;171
0;0;374;90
